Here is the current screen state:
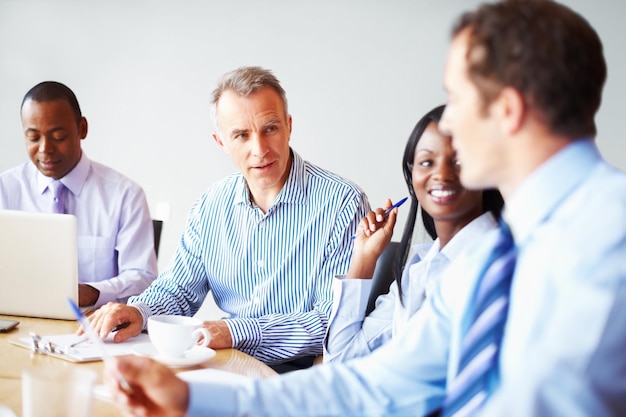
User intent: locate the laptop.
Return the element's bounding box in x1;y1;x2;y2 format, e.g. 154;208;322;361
0;210;79;320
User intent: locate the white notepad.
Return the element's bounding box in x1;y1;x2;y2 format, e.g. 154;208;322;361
10;332;150;363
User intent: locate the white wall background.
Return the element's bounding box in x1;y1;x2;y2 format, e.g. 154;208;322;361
1;0;624;317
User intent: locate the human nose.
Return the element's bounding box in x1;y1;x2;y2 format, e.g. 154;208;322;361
38;137;54;154
433;160;456;182
250;133;269;158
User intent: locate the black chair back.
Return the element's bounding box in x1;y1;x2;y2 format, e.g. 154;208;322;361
152;219;163;258
366;242;400;315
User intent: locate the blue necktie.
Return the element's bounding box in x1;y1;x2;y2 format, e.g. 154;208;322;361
49;180;67;214
441;221;517;417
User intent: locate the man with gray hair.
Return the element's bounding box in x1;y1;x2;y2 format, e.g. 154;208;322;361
89;66;370;372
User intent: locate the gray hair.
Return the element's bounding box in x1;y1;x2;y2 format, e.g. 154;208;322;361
209;66;288;133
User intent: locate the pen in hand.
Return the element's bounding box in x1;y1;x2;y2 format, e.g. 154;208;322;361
67;321;131;349
111;321;131;333
351;197;408;240
67;298;134;394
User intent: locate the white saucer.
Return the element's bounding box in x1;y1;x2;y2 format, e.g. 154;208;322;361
132;343;216;368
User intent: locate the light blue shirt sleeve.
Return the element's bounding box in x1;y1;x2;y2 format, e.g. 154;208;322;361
323;275;393;363
186;302;450;416
183;253;466;417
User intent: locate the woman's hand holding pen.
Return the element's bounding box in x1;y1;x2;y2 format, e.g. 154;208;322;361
346;198;399;279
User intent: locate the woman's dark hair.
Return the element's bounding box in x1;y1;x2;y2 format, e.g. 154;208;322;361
393;104;504;302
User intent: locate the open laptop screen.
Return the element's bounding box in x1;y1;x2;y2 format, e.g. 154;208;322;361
0;210;78;320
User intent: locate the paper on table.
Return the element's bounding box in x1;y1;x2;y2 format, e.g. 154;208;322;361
10;332;151;362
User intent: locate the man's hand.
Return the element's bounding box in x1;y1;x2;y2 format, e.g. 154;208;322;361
78;283;100;307
79;302;143;342
106;356;189;417
203;320;234;349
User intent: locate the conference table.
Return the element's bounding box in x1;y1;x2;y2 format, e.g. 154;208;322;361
0;314;278;417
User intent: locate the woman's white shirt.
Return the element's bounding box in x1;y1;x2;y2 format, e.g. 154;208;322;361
324;211;498;363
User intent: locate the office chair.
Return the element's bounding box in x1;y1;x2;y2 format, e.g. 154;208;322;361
311;243;402;365
365;241;400;315
152;219;163;258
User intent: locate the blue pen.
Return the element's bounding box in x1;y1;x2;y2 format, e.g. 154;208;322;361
67;298;133;394
351;197;409;240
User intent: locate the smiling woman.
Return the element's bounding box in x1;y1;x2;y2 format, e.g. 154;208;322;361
411;116;484;245
323;104;504;363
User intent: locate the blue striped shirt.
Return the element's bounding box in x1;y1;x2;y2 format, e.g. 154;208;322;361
129;150;370;364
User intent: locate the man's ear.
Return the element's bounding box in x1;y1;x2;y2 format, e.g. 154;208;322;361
212;132;229;154
79;117;88;140
288;114;292;137
497;86;525;135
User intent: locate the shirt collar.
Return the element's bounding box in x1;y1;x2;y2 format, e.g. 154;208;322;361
441;211;498;260
504;138;600;245
419;239;441;261
233;148;307;209
36;152;90;196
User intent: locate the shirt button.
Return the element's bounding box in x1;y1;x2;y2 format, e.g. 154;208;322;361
257;259;264;268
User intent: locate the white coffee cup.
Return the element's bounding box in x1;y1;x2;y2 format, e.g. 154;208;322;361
22;366;96;417
148;315;210;358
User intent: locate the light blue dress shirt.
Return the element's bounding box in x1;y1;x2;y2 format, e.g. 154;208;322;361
0;153;158;309
324;212;498;363
184;139;626;417
129;150;370;365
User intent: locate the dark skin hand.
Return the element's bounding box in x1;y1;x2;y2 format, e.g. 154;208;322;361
347;198;398;279
78;283;100;307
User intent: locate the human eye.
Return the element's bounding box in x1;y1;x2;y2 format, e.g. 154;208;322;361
419;159;433;168
25;133;40;143
52;132;67;141
263;117;281;135
233;132;248;140
264;124;279;135
451;158;461;172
